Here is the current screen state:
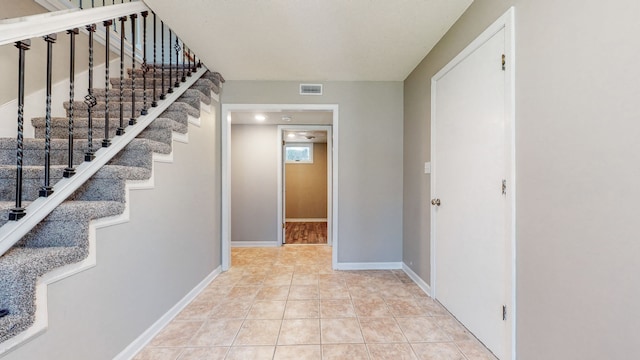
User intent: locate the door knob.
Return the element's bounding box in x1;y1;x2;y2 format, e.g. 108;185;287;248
431;198;441;206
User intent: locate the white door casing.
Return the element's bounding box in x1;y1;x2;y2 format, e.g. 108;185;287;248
430;8;515;360
221;104;340;270
277;125;333;246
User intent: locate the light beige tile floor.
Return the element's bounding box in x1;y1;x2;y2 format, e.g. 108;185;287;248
134;245;497;360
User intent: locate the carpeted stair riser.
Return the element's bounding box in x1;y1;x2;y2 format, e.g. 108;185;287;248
64;100;201;119
0;165;66;202
0;70;218;346
127;69;197;79
0;138;99;167
90;87;215;103
107;75;221;91
110;77;196;88
31;116;188;140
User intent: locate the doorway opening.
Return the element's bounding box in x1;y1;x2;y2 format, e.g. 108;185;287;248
221;104;339;271
279;125;332;245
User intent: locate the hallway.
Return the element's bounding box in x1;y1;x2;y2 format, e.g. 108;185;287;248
134;246;496;359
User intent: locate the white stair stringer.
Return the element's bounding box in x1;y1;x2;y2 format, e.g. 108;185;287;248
0;96;212;357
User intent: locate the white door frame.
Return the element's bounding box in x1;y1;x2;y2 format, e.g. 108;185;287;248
278;125;333;246
430;7;515;359
221;104;339;271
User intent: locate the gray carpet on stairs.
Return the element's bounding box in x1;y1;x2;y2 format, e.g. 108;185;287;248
0;70;221;345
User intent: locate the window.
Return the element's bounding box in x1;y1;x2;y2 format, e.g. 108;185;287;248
285;143;313;163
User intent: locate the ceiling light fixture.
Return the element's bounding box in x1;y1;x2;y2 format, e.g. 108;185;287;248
282;116;292;122
287;133;296;138
255;114;266;122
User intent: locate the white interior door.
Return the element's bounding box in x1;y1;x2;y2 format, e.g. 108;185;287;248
431;19;513;359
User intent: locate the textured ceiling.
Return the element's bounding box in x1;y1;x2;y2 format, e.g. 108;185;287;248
230;110;333;125
145;0;473;81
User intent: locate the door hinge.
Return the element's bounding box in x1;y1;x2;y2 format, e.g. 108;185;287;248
502;305;507;321
501;179;507;195
501;54;506;71
282;223;286;229
282;140;285;146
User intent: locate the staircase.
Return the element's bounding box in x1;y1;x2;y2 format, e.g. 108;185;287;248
0;63;223;352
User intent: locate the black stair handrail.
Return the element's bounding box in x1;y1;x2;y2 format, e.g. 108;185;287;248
0;2;207;257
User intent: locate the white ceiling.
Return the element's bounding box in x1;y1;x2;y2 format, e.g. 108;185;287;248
284;130;328;143
230;110;333;125
146;0;473;81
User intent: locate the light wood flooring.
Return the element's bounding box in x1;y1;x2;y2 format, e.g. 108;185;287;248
285;222;327;244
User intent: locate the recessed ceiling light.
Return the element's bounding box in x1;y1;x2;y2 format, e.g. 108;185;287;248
255;114;266;121
282;116;292;122
287;133;296;138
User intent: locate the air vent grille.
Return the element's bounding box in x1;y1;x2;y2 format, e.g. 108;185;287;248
299;84;323;95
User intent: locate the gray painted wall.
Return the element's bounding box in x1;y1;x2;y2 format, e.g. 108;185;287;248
231;124;279;243
403;0;640;358
223;81;403;263
3;104;221;360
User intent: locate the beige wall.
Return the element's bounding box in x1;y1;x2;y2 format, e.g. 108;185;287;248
285;143;328;219
403;0;640;358
223;81;403;263
230;124;279;243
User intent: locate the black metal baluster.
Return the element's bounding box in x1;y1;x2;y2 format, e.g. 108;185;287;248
160;20;166;99
63;28;79;179
102;19;112;147
91;0;94;8
40;34;56;197
187;47;192;77
167;28;173;94
174;36;181;87
10;40;31;220
151;12;158;107
84;24;97;161
141;11;148;115
180;38;186;82
129;12;138;125
102;19;115;147
80;0;83;9
117;16;126;136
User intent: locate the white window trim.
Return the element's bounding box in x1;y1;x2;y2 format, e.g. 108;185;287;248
285;143;314;163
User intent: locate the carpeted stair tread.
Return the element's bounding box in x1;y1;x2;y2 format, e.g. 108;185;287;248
0;245;87;343
94;164;151;181
16;200;127;249
194;77;220;94
29;200;126;223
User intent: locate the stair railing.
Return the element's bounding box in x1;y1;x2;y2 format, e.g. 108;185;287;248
0;2;205;257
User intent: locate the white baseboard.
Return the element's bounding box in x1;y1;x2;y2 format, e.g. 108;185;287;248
335;262;402;270
231;241;280;248
402;262;432;297
285;218;328;222
114;266;222;360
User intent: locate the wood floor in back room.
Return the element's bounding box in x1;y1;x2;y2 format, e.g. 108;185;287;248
285;222;327;244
